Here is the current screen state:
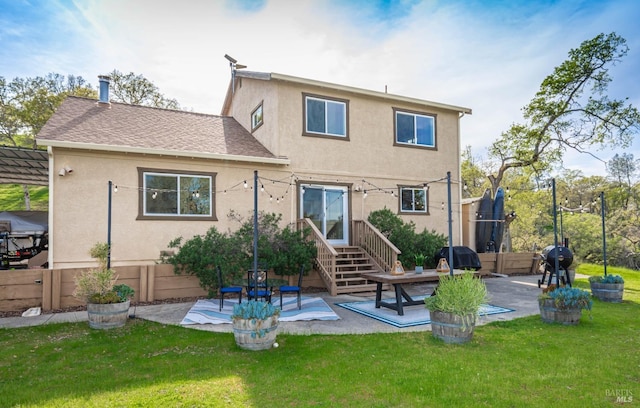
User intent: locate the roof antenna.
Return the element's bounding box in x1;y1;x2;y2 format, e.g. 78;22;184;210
225;54;247;94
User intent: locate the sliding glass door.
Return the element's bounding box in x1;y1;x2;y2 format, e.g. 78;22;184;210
300;185;348;245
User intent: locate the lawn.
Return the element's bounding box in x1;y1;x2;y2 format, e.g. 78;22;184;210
1;266;638;407
0;184;48;211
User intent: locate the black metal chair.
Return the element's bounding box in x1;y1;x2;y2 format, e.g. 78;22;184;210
217;265;242;311
280;265;304;310
247;269;272;303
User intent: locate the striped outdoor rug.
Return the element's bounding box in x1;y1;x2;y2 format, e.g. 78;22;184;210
181;296;340;325
337;295;514;328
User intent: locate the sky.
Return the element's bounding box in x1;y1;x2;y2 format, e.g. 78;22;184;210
1;0;639;178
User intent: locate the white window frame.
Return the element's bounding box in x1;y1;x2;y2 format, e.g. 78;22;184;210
394;108;436;148
137;168;216;221
251;101;263;131
303;93;348;139
399;186;428;214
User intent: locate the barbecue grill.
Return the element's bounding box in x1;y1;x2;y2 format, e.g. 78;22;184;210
537;245;574;288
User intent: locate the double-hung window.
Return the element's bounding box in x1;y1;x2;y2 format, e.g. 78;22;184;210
399;186;428;214
303;93;348;138
394;108;436;148
138;168;216;220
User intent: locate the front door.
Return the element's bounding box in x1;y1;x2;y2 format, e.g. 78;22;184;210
300;184;349;245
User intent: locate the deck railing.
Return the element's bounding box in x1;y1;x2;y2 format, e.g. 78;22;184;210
297;218;339;295
352;219;400;273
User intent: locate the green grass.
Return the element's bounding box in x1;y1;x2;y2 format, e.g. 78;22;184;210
1;266;639;407
0;184;48;211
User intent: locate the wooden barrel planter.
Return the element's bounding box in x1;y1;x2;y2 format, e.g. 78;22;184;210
539;299;581;325
233;315;279;350
429;310;476;344
590;282;624;303
87;300;130;330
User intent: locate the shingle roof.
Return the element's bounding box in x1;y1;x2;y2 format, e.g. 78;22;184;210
37;96;278;161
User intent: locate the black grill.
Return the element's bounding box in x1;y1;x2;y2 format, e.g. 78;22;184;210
434;246;482;271
538;245;574;287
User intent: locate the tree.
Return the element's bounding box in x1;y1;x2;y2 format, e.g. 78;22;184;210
487;32;640;194
108;70;180;109
0;74;95;148
607;153;638;209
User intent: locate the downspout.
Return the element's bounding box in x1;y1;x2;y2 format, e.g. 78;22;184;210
456;111;466;246
46;146;54;268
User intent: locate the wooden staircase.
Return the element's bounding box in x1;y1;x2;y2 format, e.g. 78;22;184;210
297;218;400;296
333;246;383;294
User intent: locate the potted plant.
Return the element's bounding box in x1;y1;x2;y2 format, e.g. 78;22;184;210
538;284;592;325
424;271;488;344
73;242;135;329
588;274;624;302
231;300;280;350
414;254;426;273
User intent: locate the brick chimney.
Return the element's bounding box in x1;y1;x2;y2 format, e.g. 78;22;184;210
98;75;111;105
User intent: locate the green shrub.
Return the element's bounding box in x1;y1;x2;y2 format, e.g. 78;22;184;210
368;207;446;267
165;212;317;296
424;272;488;328
588;274;624;284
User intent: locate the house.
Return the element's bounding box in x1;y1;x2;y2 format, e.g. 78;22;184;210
36;70;471;294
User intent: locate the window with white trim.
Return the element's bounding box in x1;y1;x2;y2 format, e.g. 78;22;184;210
399;186;428;214
394;109;436;148
303;94;348;138
251;102;263;131
138;168;216;220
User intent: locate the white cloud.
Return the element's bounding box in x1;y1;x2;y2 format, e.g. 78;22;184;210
2;0;638;177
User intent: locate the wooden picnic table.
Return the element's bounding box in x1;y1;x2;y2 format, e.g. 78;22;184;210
363;269;472;316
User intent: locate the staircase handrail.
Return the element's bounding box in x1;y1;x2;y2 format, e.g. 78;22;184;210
352;219;400;273
297;218;338;295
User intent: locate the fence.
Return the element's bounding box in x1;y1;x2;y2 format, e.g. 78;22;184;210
1;264;324;313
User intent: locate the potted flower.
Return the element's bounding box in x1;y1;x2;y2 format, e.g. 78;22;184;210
588;274;624;302
231;300;280;350
538;284;592;325
73;242;135;329
414;254;426;273
424;271;488;344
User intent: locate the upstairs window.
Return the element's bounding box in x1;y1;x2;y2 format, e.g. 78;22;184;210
394;109;436;148
251;102;263;131
138;168;216;221
399;186;428;214
303;93;348;138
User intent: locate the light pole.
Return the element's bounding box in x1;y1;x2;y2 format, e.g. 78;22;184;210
601;191;608;276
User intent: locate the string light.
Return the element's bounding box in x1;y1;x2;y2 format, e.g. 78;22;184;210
243;180;248;189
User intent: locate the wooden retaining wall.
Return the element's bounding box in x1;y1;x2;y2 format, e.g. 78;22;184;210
1;264;325;313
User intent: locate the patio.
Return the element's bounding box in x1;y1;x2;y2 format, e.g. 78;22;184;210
0;274;547;333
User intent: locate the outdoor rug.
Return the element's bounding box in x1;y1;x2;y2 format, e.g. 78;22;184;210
336;295;514;328
180;296;340;325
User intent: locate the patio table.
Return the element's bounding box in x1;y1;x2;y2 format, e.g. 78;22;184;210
363;269;472;316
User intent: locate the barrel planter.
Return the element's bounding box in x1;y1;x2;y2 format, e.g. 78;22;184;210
590;282;624;303
429;310;476;344
539;298;582;325
233;315;279;350
87;300;130;329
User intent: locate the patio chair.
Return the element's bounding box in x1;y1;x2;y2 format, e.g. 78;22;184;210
217;265;242;311
280;265;304;310
247;269;272;303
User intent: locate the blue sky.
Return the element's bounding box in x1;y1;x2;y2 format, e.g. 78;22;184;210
1;0;639;177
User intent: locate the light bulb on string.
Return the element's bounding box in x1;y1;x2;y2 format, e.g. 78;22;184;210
261;184;264;193
113;185;118;193
152;191;158;199
243;180;248;189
